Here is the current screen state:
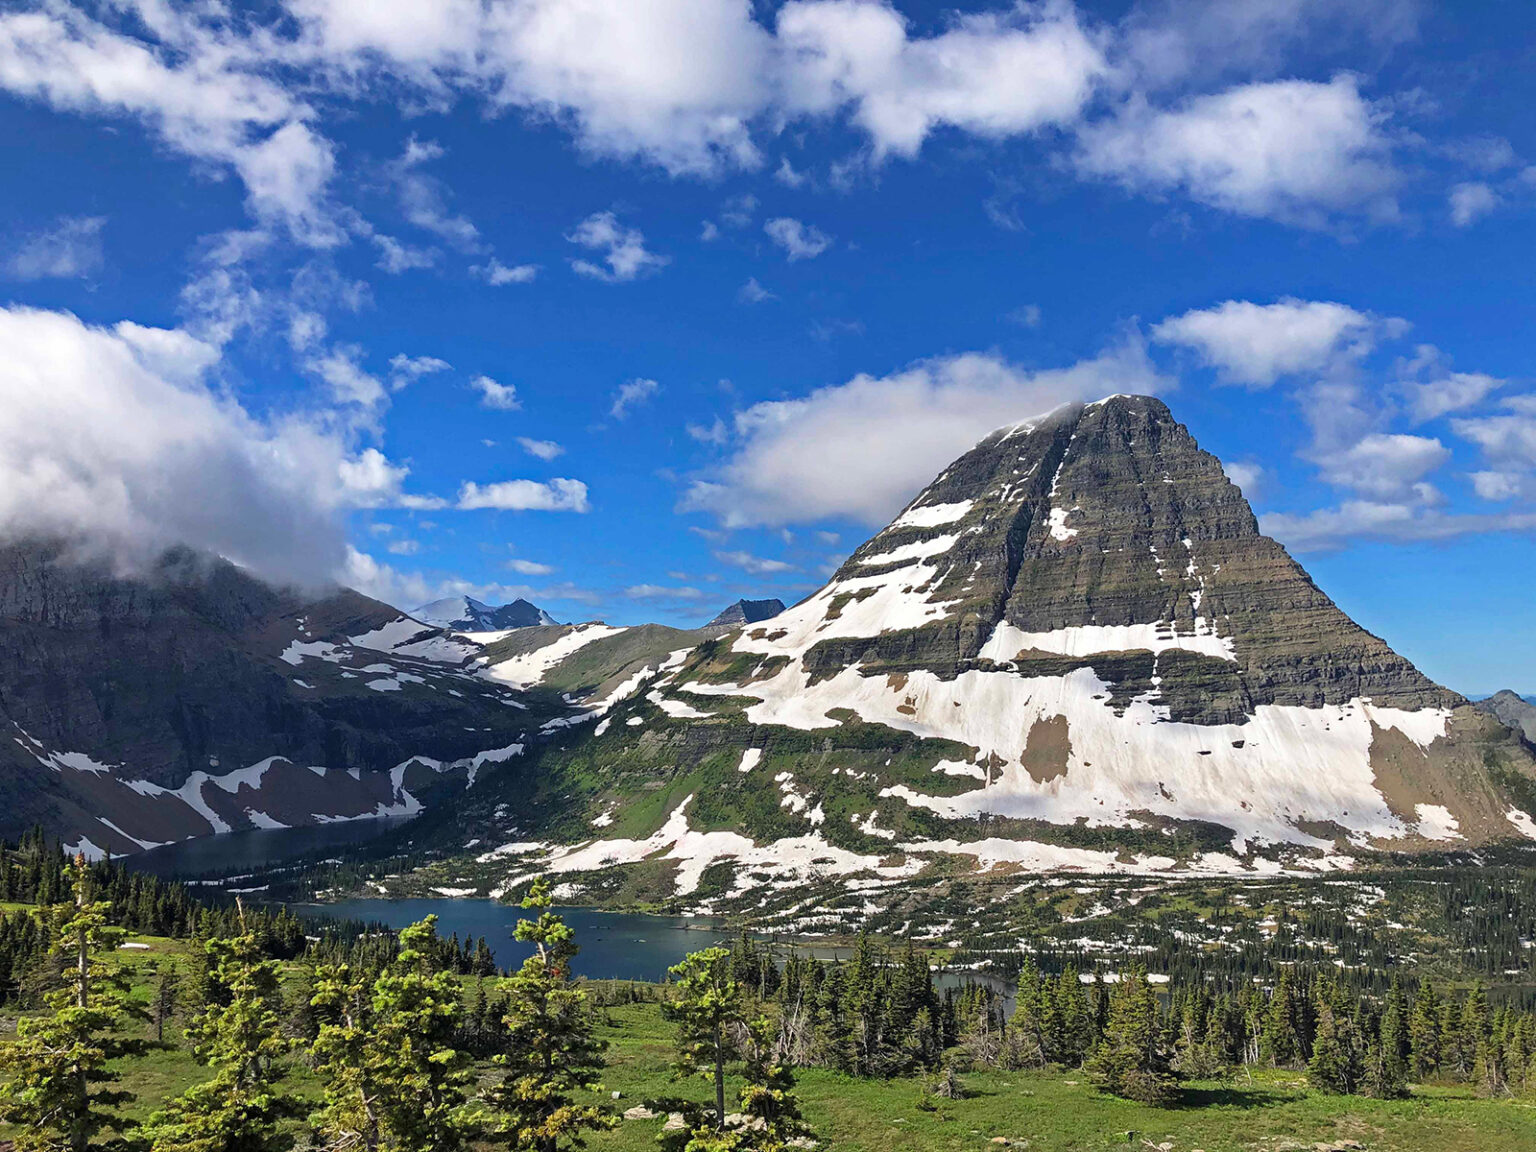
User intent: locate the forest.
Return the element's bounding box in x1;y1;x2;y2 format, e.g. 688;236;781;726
0;833;1534;1151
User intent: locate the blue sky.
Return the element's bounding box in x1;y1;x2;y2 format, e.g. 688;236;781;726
1;0;1535;693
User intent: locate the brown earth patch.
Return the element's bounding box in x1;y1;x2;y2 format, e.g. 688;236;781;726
1021;715;1072;785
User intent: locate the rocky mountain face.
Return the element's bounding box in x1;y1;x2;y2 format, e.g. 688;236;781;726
1479;690;1536;743
400;397;1536;926
411;595;558;631
0;541;564;855
706;598;786;628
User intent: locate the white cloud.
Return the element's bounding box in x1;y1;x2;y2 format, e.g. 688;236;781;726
372;234;438;273
309;345;388;412
390;136;479;247
471;374;521;411
1448;181;1500;228
1262;502;1536;552
1400;370;1501;424
1453;401;1536;468
386;538;420;555
626;583;704;600
0;305;439;585
738;277;775;303
457;478;590;512
517;437;565;460
508;558;555;575
1317;433;1448;499
1469;471;1531;502
777;0;1107;159
388;353;451;389
714;550;795;575
610;377;660;419
1076;76;1399;227
688;418;729;445
1153;297;1396;388
764;217;832;260
472;257;540;285
683;341;1168;527
6;216;105;279
567;211;669;282
0;6;340;243
1005;303;1042;328
1221;460;1263;497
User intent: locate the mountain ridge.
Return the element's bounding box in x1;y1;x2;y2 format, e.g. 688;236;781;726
387;395;1536;926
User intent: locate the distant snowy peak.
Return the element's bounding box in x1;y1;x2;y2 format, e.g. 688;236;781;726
707;598;786;628
412;595;558;632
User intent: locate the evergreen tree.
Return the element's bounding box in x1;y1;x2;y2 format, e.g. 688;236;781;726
662;947;748;1131
310;917;474;1152
1409;981;1441;1081
1307;994;1362;1095
139;909;299;1152
483;877;614;1152
1085;968;1178;1107
151;962;181;1046
0;854;144;1152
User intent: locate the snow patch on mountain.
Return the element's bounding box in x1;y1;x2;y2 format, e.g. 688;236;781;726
889;500;974;530
979;620;1237;662
481;624;625;687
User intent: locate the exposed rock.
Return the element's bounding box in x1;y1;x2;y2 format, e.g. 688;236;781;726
412;594;558;631
707;598;787;628
1478;689;1536;743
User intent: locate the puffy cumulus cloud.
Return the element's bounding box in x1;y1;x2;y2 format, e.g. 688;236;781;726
1152;297;1398;388
471;375;522;411
389;137;480;247
567;211;669;282
484;0;772;174
6;215;106;280
1398;366;1502;424
516;437;564;460
0;305;435;585
1316;433;1448;500
776;0;1108;159
764;217;832;260
1221;460;1264;498
456;478;591;512
683;341;1168;527
0;7;339;243
1075;76;1399;227
714;550;796;575
1448;181;1500;228
1453;400;1536;485
472;258;540;285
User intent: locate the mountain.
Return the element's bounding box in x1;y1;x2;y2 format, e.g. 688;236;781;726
411;595;558;632
706;598;786;628
1479;690;1536;743
0;540;576;856
397;396;1536;921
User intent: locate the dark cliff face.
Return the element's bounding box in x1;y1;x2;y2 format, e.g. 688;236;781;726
0;540;534;845
810;396;1460;721
707;599;787;628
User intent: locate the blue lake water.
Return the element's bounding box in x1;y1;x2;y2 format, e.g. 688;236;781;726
298;897;745;982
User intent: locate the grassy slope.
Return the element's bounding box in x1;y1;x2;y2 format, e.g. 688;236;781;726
587;1002;1536;1152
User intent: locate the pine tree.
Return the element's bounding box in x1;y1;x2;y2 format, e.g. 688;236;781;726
152;961;181;1045
1085;968;1178;1107
0;854;145;1152
310;917;475;1152
1307;995;1362;1095
482;877;614;1152
1409;980;1441;1081
139;908;299;1152
662;947;748;1131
